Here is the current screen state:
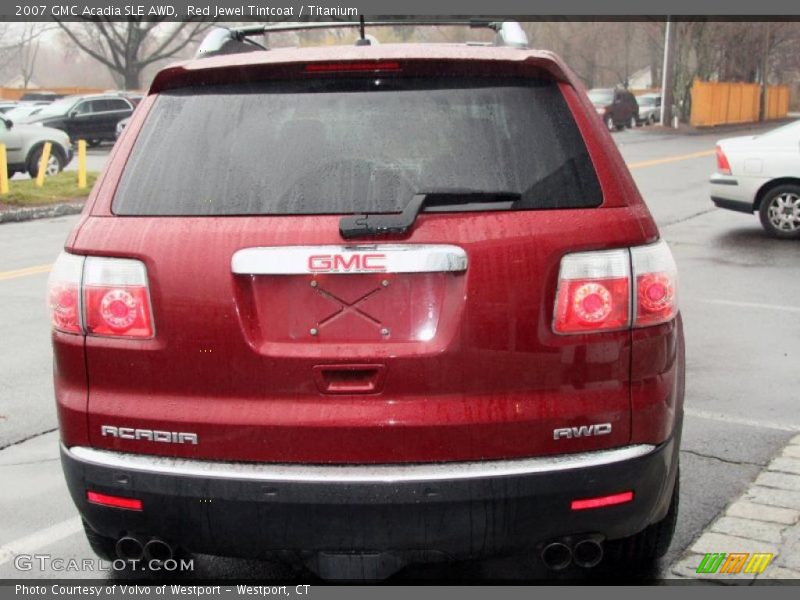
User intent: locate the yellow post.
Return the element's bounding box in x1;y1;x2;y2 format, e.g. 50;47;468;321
0;144;8;196
35;142;52;188
77;140;87;189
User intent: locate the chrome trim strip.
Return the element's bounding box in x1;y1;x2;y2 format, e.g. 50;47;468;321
65;444;655;484
231;245;468;275
709;177;738;186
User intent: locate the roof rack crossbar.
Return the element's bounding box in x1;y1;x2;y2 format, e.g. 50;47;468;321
196;20;528;57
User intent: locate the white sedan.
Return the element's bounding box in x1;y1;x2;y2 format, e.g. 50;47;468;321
710;119;800;239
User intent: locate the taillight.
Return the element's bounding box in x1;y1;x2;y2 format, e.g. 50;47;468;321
715;145;732;175
553;241;678;334
304;61;401;73
553;249;631;334
631;241;678;327
47;253;84;334
83;257;154;338
46;252;154;339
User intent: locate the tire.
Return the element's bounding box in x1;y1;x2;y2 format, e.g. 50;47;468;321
82;520;117;561
758;184;800;239
607;467;680;568
649;115;657;125
605;115;615;132
27;145;64;178
86;139;103;148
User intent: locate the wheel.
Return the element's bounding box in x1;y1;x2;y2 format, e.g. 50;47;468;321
649;115;657;125
629;115;638;128
758;184;800;239
607;467;679;568
27;146;64;178
6;168;14;180
86;139;103;148
605;115;615;132
82;520;117;561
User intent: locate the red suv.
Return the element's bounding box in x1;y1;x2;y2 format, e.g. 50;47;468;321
48;21;684;580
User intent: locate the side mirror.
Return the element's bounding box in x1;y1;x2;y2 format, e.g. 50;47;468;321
0;117;11;130
68;110;78;119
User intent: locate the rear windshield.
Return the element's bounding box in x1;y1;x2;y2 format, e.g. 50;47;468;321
113;77;602;216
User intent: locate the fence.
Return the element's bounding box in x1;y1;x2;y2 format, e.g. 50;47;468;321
0;87;110;101
690;80;790;127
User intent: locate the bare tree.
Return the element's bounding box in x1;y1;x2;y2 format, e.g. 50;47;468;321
16;23;49;87
55;19;213;89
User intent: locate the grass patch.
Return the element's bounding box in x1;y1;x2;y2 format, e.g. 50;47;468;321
1;171;99;206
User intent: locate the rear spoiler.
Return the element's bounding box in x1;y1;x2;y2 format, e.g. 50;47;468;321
195;19;529;57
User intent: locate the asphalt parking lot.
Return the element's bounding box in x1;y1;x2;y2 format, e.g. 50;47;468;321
0;123;798;581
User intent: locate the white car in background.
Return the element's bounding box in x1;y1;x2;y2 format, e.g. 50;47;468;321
710;119;800;239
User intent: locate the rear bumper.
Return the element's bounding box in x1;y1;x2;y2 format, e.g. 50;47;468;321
711;196;753;214
62;425;681;562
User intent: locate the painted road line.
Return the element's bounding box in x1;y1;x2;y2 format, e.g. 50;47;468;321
0;264;52;282
702;298;800;314
628;149;715;170
685;409;800;433
0;516;82;566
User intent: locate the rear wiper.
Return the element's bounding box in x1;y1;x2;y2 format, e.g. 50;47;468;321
339;189;521;239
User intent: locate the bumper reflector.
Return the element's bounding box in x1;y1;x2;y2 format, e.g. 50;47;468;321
571;490;633;511
87;491;143;511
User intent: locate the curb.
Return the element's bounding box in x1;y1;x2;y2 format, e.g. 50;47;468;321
0;201;85;224
670;433;800;582
634;117;797;138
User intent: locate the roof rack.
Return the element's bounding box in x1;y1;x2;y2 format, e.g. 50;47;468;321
196;20;529;58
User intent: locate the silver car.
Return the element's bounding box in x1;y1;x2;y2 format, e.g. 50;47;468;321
1;115;73;179
637;94;662;125
710;119;800;239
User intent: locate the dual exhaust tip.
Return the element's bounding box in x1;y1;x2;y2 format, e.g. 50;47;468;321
541;536;604;570
115;536;174;563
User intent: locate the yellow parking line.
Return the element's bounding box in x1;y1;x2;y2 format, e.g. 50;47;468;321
0;263;52;281
627;149;715;170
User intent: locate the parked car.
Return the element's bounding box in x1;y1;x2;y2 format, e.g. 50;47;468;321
0;101;17;114
115;116;131;139
710;119;800;239
21;93;134;147
2;102;47;122
589;88;640;131
19;91;63;102
0;115;73;178
49;22;684;580
636;94;662;125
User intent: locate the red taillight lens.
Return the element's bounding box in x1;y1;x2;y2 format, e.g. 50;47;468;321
83;257;154;338
553;249;631;334
304;61;401;73
571;491;633;511
47;253;84;334
85;286;153;337
87;491;143;511
631;241;679;327
554;242;678;334
715;145;731;175
47;253;154;338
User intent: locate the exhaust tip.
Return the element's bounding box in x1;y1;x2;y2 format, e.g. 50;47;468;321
541;542;572;571
115;536;144;561
573;538;604;569
143;538;174;563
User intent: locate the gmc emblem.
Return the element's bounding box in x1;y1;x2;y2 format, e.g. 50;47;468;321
307;253;387;273
553;423;612;440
